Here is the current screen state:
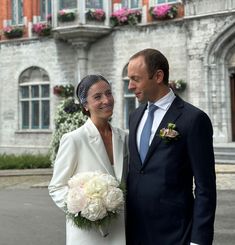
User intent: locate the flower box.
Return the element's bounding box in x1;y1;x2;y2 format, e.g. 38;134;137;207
32;23;51;37
58;9;76;22
53;84;75;98
86;8;106;22
149;4;178;21
110;8;141;27
3;26;24;39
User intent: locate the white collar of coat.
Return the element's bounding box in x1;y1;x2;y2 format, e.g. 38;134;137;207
84;118;125;182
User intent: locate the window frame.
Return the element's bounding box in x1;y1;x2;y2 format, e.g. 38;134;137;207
151;0;179;6
123;77;138;129
19;81;50;132
11;0;24;25
40;0;52;21
121;0;142;9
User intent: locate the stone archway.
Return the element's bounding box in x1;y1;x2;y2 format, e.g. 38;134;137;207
229;67;235;141
204;20;235;143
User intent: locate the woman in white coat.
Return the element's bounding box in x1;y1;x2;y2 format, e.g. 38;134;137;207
48;74;128;245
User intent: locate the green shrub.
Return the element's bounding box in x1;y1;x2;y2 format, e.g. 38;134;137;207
0;153;51;170
49;97;87;164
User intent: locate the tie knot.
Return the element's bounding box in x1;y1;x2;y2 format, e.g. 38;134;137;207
148;104;158;115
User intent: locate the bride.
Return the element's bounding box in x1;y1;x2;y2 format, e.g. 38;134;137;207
48;74;128;245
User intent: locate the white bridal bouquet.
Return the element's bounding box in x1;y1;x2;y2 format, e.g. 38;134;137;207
65;171;124;236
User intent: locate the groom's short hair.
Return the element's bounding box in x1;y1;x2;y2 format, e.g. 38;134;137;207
129;48;169;85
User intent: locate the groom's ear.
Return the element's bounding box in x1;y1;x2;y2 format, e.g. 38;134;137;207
153;69;164;85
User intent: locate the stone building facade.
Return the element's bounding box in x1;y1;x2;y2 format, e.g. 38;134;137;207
0;0;235;163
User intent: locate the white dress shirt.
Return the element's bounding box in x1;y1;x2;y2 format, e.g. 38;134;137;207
137;89;175;151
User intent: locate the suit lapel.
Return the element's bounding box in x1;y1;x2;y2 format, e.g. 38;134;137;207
143;96;184;165
85;118;115;175
130;104;147;166
112;127;125;182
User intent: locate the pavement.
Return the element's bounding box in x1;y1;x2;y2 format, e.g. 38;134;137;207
0;164;234;190
0;165;234;245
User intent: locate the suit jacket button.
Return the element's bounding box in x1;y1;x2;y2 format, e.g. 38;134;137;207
140;170;144;174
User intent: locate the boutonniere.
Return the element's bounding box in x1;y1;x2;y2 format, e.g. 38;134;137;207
159;123;179;142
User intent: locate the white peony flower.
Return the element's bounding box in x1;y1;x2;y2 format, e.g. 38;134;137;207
99;173;119;188
81;198;107;221
84;176;108;198
68;172;99;188
103;187;124;211
67;187;87;214
65;171;125;229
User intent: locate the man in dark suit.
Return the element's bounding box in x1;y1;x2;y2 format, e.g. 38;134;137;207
126;49;216;245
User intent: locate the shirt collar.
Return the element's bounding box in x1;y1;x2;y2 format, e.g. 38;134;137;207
148;89;176;111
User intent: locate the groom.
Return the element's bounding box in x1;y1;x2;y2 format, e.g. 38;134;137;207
126;49;216;245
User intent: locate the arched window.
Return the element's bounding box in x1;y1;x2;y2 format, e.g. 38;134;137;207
19;67;50;130
123;65;138;129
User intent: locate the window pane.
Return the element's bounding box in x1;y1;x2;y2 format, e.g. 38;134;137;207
124;79;132;94
18;0;23;24
48;0;52;14
22;101;29;129
32;86;39;98
41;85;50;98
21;86;29;98
157;0;166;4
124;98;136;128
42;100;50;128
121;0;128;7
32;101;39;128
86;0;103;8
59;0;76;9
131;0;140;8
40;0;46;20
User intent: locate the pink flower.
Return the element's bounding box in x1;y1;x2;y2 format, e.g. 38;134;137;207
32;23;50;35
93;9;105;20
159;123;179;142
47;14;52;21
153;4;171;17
111;7;141;25
59;10;66;16
3;26;13;33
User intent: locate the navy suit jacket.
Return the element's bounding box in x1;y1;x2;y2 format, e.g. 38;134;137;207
126;96;216;245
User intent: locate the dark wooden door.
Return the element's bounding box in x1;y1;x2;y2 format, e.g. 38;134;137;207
230;75;235;141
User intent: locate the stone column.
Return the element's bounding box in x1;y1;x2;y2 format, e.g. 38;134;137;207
78;0;86;24
71;41;90;84
103;0;111;26
51;0;58;28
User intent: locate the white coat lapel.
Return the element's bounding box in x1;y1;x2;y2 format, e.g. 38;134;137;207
111;127;125;182
85;118;115;175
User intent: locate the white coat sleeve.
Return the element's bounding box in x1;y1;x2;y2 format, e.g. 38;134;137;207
48;133;78;211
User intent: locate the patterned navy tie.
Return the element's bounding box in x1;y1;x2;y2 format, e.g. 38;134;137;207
139;104;158;163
